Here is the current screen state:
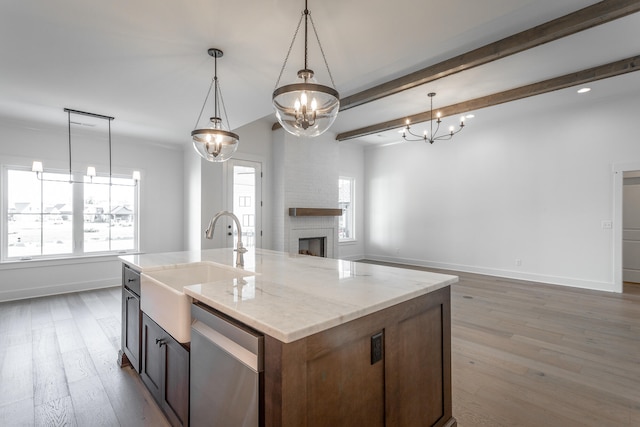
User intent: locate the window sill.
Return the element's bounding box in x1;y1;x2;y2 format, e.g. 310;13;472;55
339;239;358;245
0;252;142;271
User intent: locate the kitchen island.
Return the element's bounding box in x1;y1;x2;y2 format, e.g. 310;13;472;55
120;248;458;427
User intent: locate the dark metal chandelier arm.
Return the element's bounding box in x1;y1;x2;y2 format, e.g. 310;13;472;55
433;122;465;141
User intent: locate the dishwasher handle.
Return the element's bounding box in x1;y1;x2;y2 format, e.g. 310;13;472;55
191;320;262;372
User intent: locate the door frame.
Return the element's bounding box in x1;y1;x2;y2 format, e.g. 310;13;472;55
223;157;263;249
613;161;640;293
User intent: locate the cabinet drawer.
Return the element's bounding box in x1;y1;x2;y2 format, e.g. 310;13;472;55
123;264;141;296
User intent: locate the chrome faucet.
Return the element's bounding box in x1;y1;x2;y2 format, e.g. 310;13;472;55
205;210;248;267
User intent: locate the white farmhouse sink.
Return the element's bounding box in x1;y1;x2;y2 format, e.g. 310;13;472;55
141;262;253;343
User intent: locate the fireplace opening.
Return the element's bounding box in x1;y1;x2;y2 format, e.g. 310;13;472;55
298;237;326;257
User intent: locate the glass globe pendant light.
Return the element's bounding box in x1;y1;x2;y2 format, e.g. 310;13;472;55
272;0;340;138
191;48;239;162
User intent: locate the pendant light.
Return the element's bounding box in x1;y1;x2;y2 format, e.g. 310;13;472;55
272;0;340;138
32;108;139;186
191;48;239;162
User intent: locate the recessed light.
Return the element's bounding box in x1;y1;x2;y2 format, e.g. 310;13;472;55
465;114;475;119
577;87;591;94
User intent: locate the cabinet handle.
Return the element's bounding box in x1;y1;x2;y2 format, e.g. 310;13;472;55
127;278;136;283
126;296;134;301
155;338;166;347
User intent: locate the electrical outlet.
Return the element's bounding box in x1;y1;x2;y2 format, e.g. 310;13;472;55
371;332;383;365
602;220;613;229
515;259;522;267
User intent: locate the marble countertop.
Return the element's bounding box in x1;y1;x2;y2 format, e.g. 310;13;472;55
120;248;458;343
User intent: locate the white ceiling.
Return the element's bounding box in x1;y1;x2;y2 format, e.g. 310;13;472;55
1;0;638;146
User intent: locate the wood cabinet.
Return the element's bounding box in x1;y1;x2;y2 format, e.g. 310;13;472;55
141;313;190;427
264;286;455;427
118;264;141;372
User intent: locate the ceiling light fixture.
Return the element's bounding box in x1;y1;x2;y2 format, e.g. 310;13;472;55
32;108;139;186
191;48;239;162
272;0;340;138
577;87;591;94
402;92;466;144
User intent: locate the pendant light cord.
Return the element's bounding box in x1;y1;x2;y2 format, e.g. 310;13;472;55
308;13;336;88
68;109;72;182
193;52;233;131
274;12;304;89
274;0;336;89
193;78;214;129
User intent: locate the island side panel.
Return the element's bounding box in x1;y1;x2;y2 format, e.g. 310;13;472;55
264;285;454;427
264;336;308;427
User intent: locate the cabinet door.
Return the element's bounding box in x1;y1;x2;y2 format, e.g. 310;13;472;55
385;287;452;427
122;287;141;372
141;313;164;401
141;313;190;427
305;331;385;427
163;337;190;427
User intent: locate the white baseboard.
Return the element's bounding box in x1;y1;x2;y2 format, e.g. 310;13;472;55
364;254;617;293
623;269;640;283
0;277;120;302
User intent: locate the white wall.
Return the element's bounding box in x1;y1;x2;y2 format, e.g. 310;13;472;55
364;82;640;292
0;119;184;301
338;143;365;260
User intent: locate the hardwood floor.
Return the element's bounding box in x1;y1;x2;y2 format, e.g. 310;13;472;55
0;287;169;427
2;270;639;426
363;261;640;427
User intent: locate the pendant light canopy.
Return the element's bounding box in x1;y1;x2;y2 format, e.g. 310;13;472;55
191;48;239;162
272;0;340;138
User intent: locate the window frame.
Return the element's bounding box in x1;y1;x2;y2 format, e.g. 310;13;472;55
338;176;356;243
2;164;140;262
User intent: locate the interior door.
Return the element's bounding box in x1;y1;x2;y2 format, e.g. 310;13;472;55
623;172;640;283
226;159;262;249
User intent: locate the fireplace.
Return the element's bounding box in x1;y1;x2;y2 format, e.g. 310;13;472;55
298;237;326;257
289;227;335;258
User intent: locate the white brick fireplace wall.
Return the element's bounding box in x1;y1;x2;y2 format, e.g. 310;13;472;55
272;129;339;257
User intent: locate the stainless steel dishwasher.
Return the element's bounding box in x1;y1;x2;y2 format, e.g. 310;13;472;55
190;302;264;427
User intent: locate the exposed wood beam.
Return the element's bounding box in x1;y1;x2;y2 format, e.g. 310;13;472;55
339;0;640;111
336;55;640;141
273;0;640;131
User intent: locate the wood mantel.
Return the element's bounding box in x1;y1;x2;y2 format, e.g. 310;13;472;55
289;208;343;217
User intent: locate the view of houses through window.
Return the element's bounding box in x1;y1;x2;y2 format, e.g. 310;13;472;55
339;177;355;241
4;168;138;260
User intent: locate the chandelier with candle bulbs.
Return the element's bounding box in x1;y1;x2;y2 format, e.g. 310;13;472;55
402;92;466;144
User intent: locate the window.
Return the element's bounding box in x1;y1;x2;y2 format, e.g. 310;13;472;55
3;167;138;261
339;177;355;242
239;196;252;207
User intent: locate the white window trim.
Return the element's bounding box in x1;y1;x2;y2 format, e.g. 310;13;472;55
339;176;356;243
1;164;140;263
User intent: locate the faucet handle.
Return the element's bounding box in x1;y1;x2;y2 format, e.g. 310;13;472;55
235;246;248;254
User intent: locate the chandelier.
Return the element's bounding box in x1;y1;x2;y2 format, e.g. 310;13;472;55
272;0;340;138
32;108;139;186
191;48;239;162
402;92;466;144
